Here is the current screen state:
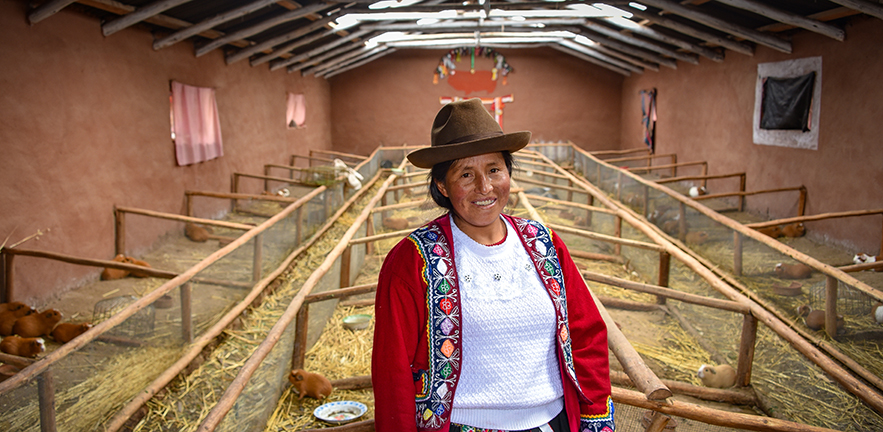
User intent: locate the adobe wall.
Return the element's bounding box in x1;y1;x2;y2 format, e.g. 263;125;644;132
620;16;883;254
328;47;624;155
0;1;333;305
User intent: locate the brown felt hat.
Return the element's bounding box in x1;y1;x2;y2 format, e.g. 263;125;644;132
407;98;531;169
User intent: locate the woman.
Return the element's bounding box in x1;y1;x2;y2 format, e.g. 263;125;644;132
372;98;614;432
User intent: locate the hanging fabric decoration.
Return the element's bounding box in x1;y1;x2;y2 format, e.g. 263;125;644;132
640;88;657;154
433;47;513;84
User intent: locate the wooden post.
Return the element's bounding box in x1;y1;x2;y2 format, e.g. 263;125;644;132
657;252;670;305
231;174;240;213
595;164;601;184
38;369;57;432
670;154;678;177
253;234;263;282
586;195;593;226
739;174;746;211
798;186;807;216
181;282;193;344
366;215;375;256
263;165;270;193
185;194;193;217
566;179;574;202
295;207;303;247
736;313;757;387
733;232;743;277
114;207;125;256
645;411;672;432
340;245;352;288
825;276;839;340
3;253;13;303
616;170;623;201
678;201;687;242
291;306;309;370
614;216;622;256
642;185;649;218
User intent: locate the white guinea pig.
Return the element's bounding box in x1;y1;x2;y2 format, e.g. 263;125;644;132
697;364;736;388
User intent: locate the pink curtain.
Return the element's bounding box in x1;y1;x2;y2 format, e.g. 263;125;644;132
286;92;306;128
172;81;223;166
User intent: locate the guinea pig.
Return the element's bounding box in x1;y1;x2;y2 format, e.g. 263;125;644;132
875;302;883;325
101;254;130;280
382;217;409;231
782;223;806;238
288;369;333;400
688;186;707;197
797;305;845;332
756;226;783;238
51;322;93;344
775;262;813;279
185;223;213;242
0;307;36;336
853;253;882;272
697;364;736;388
0;302;31;314
125;256;152;278
13;309;63;338
685;231;709;245
0;335;45;358
0;364;20;382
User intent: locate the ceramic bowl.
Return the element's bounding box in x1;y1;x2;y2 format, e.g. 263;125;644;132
342;314;372;330
314;400;367;423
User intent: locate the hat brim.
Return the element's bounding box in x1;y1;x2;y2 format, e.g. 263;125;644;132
407;131;531;169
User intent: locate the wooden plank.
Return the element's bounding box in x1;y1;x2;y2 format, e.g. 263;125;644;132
716;0;845;41
758;7;859;32
228;16;337;65
827;0;883;20
28;0;77;24
745;209;883;228
101;0;193;36
195;2;330;57
627;7;754;56
583;20;700;64
616;20;723;62
153;0;279;50
638;0;792;53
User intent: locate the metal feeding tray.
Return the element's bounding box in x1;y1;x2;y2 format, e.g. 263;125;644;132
93;295;155;339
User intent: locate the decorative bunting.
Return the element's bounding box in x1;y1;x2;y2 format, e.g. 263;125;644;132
433;47;513;84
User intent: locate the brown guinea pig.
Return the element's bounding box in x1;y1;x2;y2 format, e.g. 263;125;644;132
0;306;36;336
185;223;212;242
685;231;709;245
288;369;333;400
101;254;130;280
0;302;31;314
775;262;813;279
756;226;783;238
13;309;63;338
697;364;736;389
51;322;93;344
125;256;152;278
782;223;806;238
797;305;845;332
0;363;20;382
382;217;409;231
0;335;45;358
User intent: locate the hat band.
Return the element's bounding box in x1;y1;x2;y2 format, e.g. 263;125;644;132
440;131;504;146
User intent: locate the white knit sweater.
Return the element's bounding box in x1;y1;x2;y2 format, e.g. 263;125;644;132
449;217;564;430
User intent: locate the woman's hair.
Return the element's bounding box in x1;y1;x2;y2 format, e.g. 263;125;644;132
428;151;514;211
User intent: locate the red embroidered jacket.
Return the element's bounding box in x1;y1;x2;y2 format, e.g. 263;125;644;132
372;214;613;432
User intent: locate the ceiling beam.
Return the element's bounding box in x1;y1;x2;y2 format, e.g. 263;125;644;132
153;0;279;50
636;0;791;53
757;7;859;33
826;0;883;21
713;0;845;41
101;0;193;36
194;2;333;57
324;47;396;79
28;0;77;24
604;18;723;62
626;6;753;56
226;14;338;64
361;18;586;32
305;44;381;76
550;43;631;76
582;20;699;64
557;40;644;73
291;40;366;73
565;27;678;69
79;0;251;48
269;28;375;70
591;45;660;71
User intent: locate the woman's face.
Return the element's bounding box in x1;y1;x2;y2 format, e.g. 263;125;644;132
435;152;510;235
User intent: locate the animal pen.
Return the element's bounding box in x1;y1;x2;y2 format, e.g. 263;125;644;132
1;144;882;432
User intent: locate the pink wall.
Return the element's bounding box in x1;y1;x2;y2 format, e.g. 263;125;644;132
328;48;624;155
620;17;883;254
0;0;333;304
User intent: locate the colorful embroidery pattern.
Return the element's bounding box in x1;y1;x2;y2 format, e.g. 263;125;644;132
409;223;460;429
579;396;616;432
